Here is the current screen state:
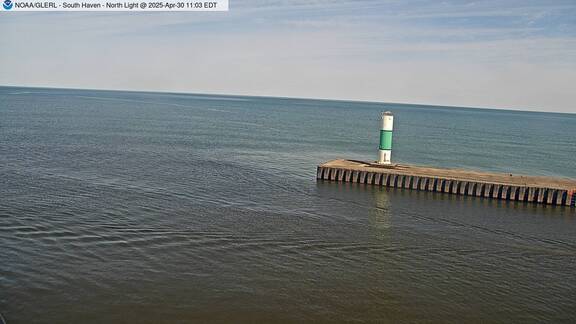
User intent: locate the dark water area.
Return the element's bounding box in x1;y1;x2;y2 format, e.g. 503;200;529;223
1;87;575;323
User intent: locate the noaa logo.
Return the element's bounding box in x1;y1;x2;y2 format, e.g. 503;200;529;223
3;0;13;10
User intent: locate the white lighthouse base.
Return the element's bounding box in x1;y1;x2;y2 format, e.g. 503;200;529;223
377;150;391;165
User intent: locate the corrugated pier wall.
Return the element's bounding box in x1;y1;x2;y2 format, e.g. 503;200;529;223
317;160;576;207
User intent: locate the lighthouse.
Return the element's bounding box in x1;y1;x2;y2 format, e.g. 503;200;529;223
377;111;394;164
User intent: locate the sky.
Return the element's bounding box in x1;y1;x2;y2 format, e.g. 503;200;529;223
1;0;576;113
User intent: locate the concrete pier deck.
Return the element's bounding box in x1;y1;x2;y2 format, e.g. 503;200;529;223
317;159;576;207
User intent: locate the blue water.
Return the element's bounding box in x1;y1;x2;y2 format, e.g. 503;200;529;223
1;86;575;323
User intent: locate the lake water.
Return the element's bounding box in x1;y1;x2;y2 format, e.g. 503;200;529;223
1;86;575;323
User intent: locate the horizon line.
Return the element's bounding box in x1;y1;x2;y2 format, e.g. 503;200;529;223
1;84;574;116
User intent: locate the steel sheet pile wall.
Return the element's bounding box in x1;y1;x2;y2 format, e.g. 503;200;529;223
317;166;575;207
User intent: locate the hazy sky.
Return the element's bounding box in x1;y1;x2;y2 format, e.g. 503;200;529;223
1;0;575;112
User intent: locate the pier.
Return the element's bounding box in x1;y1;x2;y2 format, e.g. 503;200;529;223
317;159;576;207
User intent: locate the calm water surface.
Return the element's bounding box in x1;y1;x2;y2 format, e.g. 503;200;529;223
1;87;575;323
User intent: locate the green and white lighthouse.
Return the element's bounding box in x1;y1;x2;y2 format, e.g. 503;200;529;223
377;111;394;164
